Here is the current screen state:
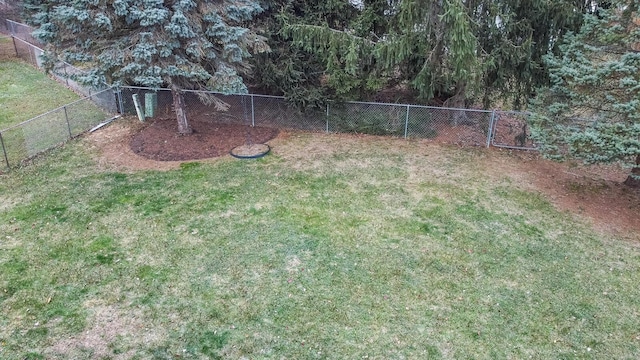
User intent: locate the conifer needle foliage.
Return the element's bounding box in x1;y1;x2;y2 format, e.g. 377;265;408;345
25;0;269;134
530;0;640;186
256;0;586;107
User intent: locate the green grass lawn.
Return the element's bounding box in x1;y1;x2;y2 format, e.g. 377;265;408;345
1;128;639;359
0;35;111;168
0;41;80;130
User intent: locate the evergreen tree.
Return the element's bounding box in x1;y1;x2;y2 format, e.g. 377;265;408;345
530;0;640;186
250;0;365;107
474;0;588;108
25;0;268;134
280;0;588;108
282;0;473;104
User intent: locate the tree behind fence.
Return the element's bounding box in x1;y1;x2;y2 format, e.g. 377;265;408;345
1;16;535;170
119;87;510;148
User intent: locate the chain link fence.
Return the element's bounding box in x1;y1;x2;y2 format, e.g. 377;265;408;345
0;87;118;170
0;87;534;171
6;19;113;99
1;20;121;170
10;35;111;98
11;35;43;66
6;19;38;43
1;18;536;171
120;87;508;147
490;111;536;150
0;19;122;171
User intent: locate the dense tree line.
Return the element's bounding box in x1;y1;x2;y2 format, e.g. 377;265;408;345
252;0;640;184
21;0;593;117
252;0;591;109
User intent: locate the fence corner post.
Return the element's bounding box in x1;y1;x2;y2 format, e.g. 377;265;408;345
487;110;496;148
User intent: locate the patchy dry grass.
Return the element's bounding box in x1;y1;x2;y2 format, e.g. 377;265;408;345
1;128;640;359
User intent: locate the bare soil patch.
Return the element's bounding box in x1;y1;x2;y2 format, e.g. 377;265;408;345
86;119;639;236
48;303;162;359
483;149;640;238
86;118;184;172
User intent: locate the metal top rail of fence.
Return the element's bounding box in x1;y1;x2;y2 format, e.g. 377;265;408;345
125;86;494;113
6;19;39;44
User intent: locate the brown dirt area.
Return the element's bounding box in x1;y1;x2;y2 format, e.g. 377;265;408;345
86;117;639;238
48;302;163;359
483;149;640;238
130;117;278;161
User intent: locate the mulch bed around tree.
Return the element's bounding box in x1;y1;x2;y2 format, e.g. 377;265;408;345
130;118;279;161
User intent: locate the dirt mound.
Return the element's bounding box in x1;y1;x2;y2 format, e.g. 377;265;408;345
130;118;278;161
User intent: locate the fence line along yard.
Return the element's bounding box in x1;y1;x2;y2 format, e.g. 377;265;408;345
0;88;118;170
1;19;536;171
120;87;536;150
7;19;112;99
1;19;120;170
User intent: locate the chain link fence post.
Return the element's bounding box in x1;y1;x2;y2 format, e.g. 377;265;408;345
0;132;9;170
11;35;18;57
63;106;72;138
64;64;70;87
487;110;496;148
250;94;255;127
116;86;124;114
404;105;410;139
326;103;330;133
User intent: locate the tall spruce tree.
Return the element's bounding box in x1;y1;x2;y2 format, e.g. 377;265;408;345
281;0;477;105
530;0;640;186
251;0;370;107
474;0;589;108
278;0;588;108
26;0;268;134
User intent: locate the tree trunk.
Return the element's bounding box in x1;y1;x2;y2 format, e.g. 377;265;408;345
171;86;192;135
623;154;640;187
444;81;470;126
